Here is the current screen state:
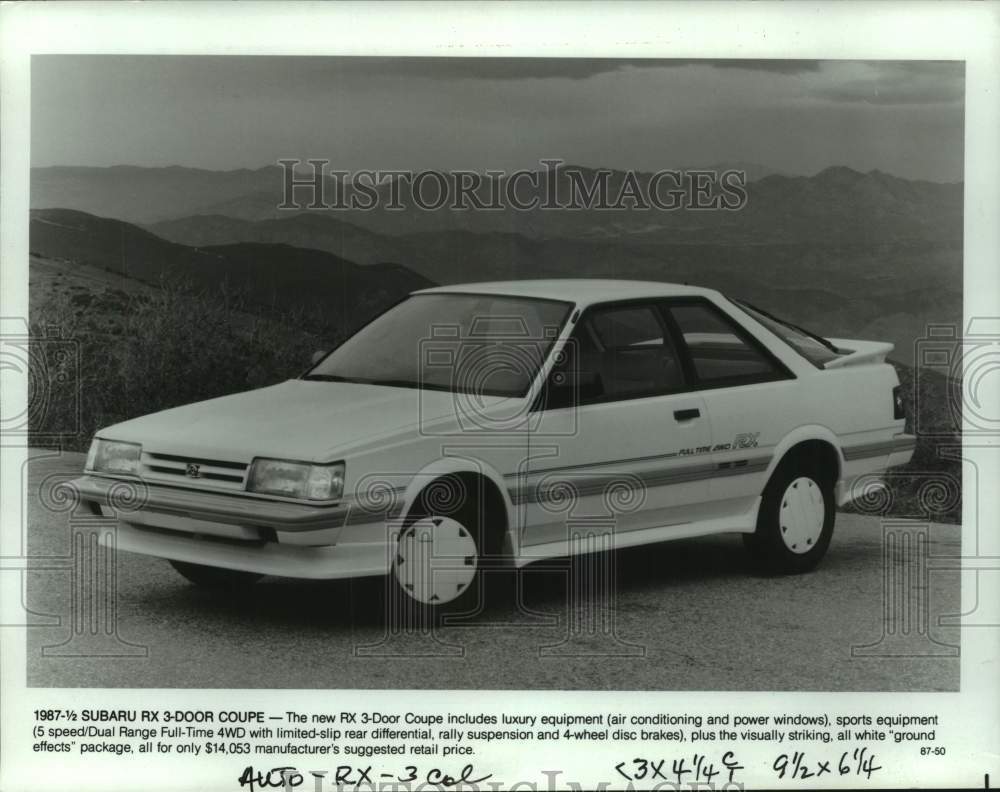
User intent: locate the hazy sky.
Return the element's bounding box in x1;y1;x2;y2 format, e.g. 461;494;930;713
31;56;964;181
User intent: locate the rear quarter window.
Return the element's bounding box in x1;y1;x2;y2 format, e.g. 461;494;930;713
669;303;784;383
735;302;843;368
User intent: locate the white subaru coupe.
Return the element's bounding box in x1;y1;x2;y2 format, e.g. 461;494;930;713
69;280;914;609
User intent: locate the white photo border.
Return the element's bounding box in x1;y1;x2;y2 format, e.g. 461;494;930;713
1;2;998;790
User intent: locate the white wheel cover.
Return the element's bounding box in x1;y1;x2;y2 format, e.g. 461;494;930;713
394;516;478;605
779;477;825;554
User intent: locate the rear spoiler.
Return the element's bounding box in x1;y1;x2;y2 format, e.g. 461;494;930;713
822;338;894;369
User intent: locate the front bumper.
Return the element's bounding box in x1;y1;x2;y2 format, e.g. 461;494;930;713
66;475;400;579
110;522;392;579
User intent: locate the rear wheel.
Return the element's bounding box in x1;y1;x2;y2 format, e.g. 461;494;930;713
169;560;262;589
744;458;835;574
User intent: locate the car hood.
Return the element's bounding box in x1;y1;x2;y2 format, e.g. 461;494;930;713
98;379;511;462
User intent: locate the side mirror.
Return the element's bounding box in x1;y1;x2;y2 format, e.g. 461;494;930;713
311;349;327;365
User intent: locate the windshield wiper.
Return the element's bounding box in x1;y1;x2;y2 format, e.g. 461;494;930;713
303;374;424;389
361;378;423;390
300;374;357;382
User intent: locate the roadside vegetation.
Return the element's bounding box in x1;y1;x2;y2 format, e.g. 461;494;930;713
29;279;327;453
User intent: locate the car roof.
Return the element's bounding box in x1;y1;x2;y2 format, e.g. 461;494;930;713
415;279;721;308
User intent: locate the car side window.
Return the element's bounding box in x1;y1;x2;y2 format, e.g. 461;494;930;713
590;307;663;348
668;302;783;384
542;303;685;408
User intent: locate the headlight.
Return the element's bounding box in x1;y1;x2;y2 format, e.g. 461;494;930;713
87;439;142;475
247;458;345;501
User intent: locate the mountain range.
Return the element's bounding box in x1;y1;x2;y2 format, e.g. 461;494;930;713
32;163;963;244
147;212;412;268
29;162;964;366
30;208;431;338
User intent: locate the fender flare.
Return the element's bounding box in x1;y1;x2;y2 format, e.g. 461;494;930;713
397;455;518;553
763;424;844;485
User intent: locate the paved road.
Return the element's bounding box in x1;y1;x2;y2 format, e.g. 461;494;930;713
23;451;960;690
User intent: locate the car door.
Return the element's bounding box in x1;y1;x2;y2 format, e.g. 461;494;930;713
518;300;712;554
662;297;797;520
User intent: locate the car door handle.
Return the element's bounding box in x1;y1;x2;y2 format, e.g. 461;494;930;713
674;408;701;422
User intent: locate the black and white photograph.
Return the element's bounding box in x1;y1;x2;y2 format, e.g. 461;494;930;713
2;3;998;791
24;52;965;690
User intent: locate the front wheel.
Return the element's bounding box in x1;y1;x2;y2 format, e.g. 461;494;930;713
392;514;481;613
169;560;263;589
744;462;835;574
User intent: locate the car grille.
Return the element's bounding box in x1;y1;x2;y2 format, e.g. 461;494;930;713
140;451;249;491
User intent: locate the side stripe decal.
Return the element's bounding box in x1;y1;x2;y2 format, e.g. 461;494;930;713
842;436;916;461
507;454;772;506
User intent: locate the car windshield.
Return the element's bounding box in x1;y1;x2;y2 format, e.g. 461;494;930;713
304;293;572;397
734;300;843;367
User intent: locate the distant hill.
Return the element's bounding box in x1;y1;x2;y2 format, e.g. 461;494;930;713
382;230;961;366
29;160;964;366
133;202;963;366
29;208;432;337
32;207;960;366
31;165;285;225
31;163;962;245
685;161;790;182
146;212;413;267
168;164;963;244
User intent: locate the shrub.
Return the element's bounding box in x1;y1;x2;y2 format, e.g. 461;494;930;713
29;282;329;451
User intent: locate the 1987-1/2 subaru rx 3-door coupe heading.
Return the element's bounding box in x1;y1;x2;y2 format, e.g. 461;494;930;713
70;280;914;609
